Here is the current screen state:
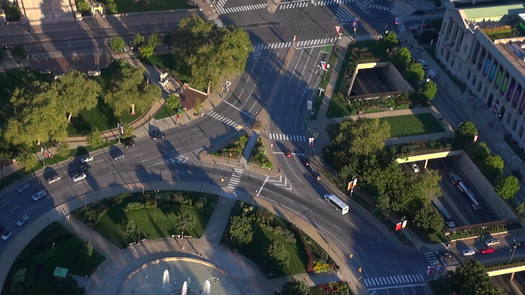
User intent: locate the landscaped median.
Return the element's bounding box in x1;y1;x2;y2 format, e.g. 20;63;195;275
3;223;105;295
380;113;444;138
73;191;218;248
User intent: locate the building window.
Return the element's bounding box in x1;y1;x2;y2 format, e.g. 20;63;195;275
519;126;524;138
513;119;518;131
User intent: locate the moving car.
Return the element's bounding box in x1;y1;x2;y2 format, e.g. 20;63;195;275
0;226;12;240
31;190;47;202
80;154;94;163
16;214;30;227
484;238;500;247
16;183;30;193
284;149;292;158
72;173;87;182
393;17;400;25
480;247;496;254
462;248;476;256
150;130;165;140
46;174;62;184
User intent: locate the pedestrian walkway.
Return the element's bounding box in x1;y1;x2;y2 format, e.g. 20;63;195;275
363;273;426;290
241;132;259;165
227;168;245;190
202;197;236;243
279;0;309;10
336;6;356;23
207;110;243;130
253;38;338;51
217;3;266;14
268;132;307;142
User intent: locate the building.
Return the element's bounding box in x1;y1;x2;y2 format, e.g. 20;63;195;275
436;3;525;145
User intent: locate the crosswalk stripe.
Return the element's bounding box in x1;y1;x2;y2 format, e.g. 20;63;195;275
398;275;405;283
417;273;424;281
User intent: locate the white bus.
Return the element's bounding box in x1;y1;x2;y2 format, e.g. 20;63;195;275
323;194;349;215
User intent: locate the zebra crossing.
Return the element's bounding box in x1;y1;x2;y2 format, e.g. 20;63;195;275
227;168;244;189
279;0;309;10
269;133;307;142
363;273;426;289
252;37;338;51
424;251;440;266
312;0;353;6
217;3;266;14
335;6;355;23
207;111;243;130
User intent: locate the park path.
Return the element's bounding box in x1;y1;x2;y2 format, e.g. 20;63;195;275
202;196;236;244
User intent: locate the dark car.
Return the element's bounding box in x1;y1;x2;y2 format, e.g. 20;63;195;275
121;137;135;148
284;149;292;158
150;129;165;140
112;150;125;160
0;226;12;240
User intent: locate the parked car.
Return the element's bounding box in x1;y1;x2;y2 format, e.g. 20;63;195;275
31;190;47;202
462;248;476;256
16;183;30;193
449;173;462;185
484;238;501;247
480;247;496;254
121;137;135;148
150;130;165;140
72;173;87;182
80;154;94;163
0;226;12;240
112;151;125;160
46;174;62;184
16;214;30;227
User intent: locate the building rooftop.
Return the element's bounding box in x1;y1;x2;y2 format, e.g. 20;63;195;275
461;3;525;22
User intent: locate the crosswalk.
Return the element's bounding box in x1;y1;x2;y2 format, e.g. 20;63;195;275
252;37;338;51
227;168;244;189
214;0;227;12
312;0;353;6
217;3;266;14
335;6;355;23
424;251;439;266
207;111;243;130
279;0;309;10
363;273;426;289
269;133;307;142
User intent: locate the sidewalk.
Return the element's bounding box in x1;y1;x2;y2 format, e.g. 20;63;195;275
202;196;236;243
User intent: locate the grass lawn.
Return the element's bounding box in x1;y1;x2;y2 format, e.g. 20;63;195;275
248;138;272;170
4;223;105;295
211;134;248;160
154;104;180;120
326;93;353;118
114;0;189;13
74;191;218;248
223;202;334;278
381;113;444;137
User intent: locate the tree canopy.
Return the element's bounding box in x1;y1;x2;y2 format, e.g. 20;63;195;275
109;37;127;52
267;240;289;267
333;118;391;157
228;215;253;246
421;80;437;100
451;260;502;295
496;176;520;200
281;278;310;295
414;203;444;233
455;121;478;147
54;70;101;121
167;15;252;91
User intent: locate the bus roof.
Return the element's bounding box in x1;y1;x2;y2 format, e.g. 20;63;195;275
326;194;349;210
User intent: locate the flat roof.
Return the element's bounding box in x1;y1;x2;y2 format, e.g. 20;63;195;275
461;3;525;21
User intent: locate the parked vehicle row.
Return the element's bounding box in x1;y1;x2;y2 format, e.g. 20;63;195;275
462;237;502;256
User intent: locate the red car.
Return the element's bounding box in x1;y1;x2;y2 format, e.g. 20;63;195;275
480;247;496;254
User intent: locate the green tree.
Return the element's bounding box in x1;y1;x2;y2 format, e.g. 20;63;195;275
123;124;134;138
17;150;39;172
104;62;160;115
481;155;504;182
138;34;160;58
122;219;138;242
105;0;117;14
382;31;398;48
468;142;490;162
391;47;412;70
414;203;444;233
132;32;145;47
56;142;70;159
496;176;520;200
75;0;90;14
266;240;289;268
54;70;101;122
281;278;310;295
88;129;104;147
11;45;26;60
410;170;442;203
228;216;253;246
451;260;502;295
4;82;68;147
4;3;21;21
455;121;478;147
335;118;391;156
405;62;425;85
109;37;127;52
516;202;525;215
421;80;437;100
173;211;196;236
165;94;183;112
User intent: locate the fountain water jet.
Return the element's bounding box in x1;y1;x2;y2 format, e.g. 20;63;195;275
162;269;170;289
181;281;188;295
203;280;211;294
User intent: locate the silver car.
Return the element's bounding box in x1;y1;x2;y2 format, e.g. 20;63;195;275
72;173;87;182
31;190;47;202
16;214;30;227
80;155;94;163
46;175;62;184
485;238;500;247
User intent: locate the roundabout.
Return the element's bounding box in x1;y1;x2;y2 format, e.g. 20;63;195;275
119;257;241;295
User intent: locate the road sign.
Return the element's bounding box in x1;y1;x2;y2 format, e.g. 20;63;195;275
347;178;358;191
320;61;330;71
224;81;232;92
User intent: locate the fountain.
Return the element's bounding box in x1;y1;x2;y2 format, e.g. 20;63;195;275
162;269;170;289
203;280;211;294
181;281;188;295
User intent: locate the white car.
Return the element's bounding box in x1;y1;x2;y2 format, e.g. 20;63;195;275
72;173;87;182
462;248;476;256
412;163;420;173
46;175;62;184
0;229;12;241
484;238;500;247
80;155;94;163
16;214;30;227
31;190;47;202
